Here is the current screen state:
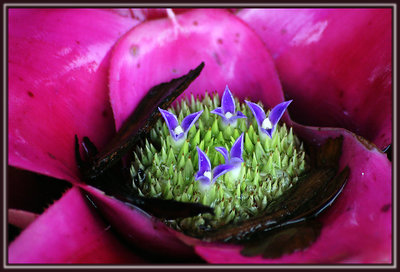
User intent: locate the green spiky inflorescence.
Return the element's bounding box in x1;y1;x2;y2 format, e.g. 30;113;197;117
130;92;308;236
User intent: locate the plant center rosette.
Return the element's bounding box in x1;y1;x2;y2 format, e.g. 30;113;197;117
76;65;351;259
132;86;306;238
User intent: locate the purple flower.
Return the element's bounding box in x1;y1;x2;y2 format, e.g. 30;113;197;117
246;100;292;139
211;85;247;126
214;133;244;180
158;107;203;143
215;133;244;166
195;147;236;186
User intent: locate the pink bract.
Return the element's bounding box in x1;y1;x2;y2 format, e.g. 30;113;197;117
8;9;139;184
9;187;145;264
237;8;392;150
109;9;285;130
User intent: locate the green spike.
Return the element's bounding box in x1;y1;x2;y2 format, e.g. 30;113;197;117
130;166;137;179
238;118;247;131
287;142;294;157
198;118;205;132
245;133;254;153
273;150;281;168
224;124;233;139
161;146;168;161
251;153;258;168
150;129;158;143
287;163;294;176
300;160;305;171
232;128;240;140
167;148;176;165
178;154;186;169
266;179;272;193
198;140;205;154
203;105;210;123
261;195;268;209
272;131;280;149
212;151;220;166
187;183;194;196
191;129;201;147
204;129;212;143
241;179;247;191
211;119;219;136
282;154;289;168
288;127;294;143
184;158;194;177
215;204;222;218
292;149;298;166
253;168;260;186
236;182;241;198
162;123;169;136
154;167;162;179
179;140;189;157
247;125;256;143
255;141;264;159
212;93;220;108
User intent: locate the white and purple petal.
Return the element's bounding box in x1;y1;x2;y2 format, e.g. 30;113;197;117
215;147;229;162
181;110;203;133
212;164;237;183
210;107;228;122
230;133;244;162
269;100;292;126
245;101;266;128
195;147;212;179
221;85;236;114
158;108;180;140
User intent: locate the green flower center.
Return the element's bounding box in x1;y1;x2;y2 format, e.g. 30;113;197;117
130;92;308;236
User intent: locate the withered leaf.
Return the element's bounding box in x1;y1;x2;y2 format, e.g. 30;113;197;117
240;219;322;259
85;62;205;180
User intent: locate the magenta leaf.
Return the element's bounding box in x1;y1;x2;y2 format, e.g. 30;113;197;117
237;8;392;149
9;187;145;264
109;9;285;130
81;185;197;259
8;9;139;184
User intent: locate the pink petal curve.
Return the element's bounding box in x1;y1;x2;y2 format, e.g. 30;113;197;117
237;8;392;149
8;187;144;264
8;209;39;230
109;9;285;131
81;184;197;260
8;9;139;184
194;126;391;263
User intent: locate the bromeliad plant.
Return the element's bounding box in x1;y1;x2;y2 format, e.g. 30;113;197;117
8;8;391;264
131;87;306;236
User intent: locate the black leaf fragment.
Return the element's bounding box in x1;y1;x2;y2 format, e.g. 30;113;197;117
85;62;205;180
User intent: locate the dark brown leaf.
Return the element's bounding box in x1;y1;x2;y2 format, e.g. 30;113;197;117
240;219;322;259
84;62;205;180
